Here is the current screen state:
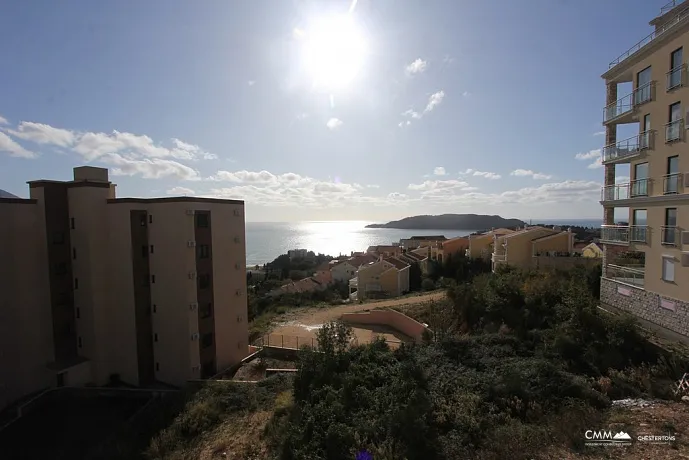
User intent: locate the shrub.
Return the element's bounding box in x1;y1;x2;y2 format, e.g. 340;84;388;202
421;278;436;291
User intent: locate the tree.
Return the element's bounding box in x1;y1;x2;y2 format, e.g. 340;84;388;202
409;262;423;291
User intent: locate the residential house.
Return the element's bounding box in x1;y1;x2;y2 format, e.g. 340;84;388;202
366;245;402;257
399;235;447;250
465;228;515;259
492;226;575;272
331;260;359;283
599;1;689;339
400;250;429;274
575;242;604;258
349;256;410;300
268;277;326;297
433;236;470;263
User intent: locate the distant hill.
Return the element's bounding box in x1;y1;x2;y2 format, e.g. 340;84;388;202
365;214;526;230
0;189;19;199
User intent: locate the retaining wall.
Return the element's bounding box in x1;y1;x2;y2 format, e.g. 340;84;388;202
600;277;689;337
340;308;429;341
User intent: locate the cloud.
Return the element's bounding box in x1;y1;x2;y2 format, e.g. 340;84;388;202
248;80;255;86
326;118;343;130
408;179;475;193
0;115;8;125
167;186;196;195
398;120;411;127
460;168;501;180
400;90;446;125
510;169;552;180
0;132;36;158
462;91;471;97
593;131;605;136
433;166;446;176
574;149;603;169
405;58;427;75
101;153;200;180
8;122;75;147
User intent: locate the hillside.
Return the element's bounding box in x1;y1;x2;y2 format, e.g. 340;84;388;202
365;213;525;230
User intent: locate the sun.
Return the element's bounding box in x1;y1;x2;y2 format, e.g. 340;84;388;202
297;15;367;91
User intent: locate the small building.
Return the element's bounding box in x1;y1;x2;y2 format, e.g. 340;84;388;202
349;256;410;300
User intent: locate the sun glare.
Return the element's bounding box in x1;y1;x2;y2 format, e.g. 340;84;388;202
298;15;367;91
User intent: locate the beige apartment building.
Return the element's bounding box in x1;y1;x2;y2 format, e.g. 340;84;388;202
491;226;576;272
600;1;689;337
0;166;248;409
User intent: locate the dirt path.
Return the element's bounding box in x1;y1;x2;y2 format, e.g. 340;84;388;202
264;290;446;347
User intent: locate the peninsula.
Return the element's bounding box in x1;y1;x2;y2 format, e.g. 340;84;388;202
365;214;526;230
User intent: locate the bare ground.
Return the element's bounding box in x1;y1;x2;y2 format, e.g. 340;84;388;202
263;290;446;347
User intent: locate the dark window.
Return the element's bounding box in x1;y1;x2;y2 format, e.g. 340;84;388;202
197;244;210;259
140;214;147;227
154;333;158;342
52;232;65;244
201;333;213;349
196;213;209;228
149;215;153;224
150;245;154;254
142;245;148;258
54;262;67;276
76;307;80;319
70;218;75;230
72;247;77;260
74;278;79;290
152;304;157;313
78;337;82;348
151;275;156;284
201;303;212;318
198;274;211;290
155;362;160;371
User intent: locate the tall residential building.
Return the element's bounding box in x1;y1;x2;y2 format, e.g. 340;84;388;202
600;1;689;337
0;166;248;409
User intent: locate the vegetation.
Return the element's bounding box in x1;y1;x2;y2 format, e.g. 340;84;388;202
365;213;525;230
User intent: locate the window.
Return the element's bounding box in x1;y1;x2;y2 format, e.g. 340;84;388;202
198;274;211;289
70;218;75;230
662;257;675;282
669;47;683;90
201;302;212;318
196;213;209;228
641;114;651;149
72;248;77;260
156;362;160;371
663;208;678;245
631;162;649;197
76;307;80;319
197;244;210;259
149;215;153;224
52;231;65;244
141;245;148;258
54;262;67;276
201;333;213;349
151;275;156;284
635;66;652;104
78;337;82;348
152;304;157;313
150;245;154;254
154;333;158;342
667;102;682;141
74;278;79;290
665;156;680;194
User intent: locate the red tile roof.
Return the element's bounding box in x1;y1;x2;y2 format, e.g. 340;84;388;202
384;256;410;270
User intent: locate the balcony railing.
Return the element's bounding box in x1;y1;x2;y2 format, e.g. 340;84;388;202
606;264;645;287
661;226;679;246
601;225;629;244
663;173;683;194
602;134;644;163
668;65;685;90
660;0;686;15
604;83;653;122
492;253;506;263
601;179;650;201
665;119;683;142
609;7;689;70
630;178;651;197
630;225;649;243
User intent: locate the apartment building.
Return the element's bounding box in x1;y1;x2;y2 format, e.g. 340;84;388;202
464;228;515;259
600;1;689;337
491;226;580;272
348;256;410;301
0;166;248;409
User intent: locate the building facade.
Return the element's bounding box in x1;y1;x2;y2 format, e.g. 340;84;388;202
0;167;248;409
600;2;689;336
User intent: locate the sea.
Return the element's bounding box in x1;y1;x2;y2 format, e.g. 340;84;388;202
244;219;603;267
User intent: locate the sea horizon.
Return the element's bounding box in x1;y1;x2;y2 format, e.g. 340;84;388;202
244;218;603;267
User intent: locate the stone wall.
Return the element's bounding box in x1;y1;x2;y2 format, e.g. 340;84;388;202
600;278;689;337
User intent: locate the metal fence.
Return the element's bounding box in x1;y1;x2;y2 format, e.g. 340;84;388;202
252;333;406;350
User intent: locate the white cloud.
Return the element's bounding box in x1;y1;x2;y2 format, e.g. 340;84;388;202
462;91;471;97
615;176;630;184
408;179;475;193
0;132;36;158
398;120;411;127
326;118;343;130
510;169;552;180
574;149;603;169
101;153;200;180
460;168;501;180
405;58;427;75
8;122;75;147
593;131;605;136
400;90;446;125
167;186;196;195
248;80;255;86
0;115;8;125
433;166;446;176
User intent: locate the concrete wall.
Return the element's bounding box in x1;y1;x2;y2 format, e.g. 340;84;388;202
340;309;429;341
467;235;493;258
531;232;571;255
601;277;689;337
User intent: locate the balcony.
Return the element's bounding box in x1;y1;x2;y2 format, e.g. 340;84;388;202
601;225;630;244
663;173;683;194
667;65;685;90
606;264;645;288
602;132;651;164
660;0;686;15
608;7;689;71
661;226;679;246
492;253;506;263
665;119;683;142
604;83;653;123
601;179;650;202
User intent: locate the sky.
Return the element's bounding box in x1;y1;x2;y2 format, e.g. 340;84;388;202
0;0;666;222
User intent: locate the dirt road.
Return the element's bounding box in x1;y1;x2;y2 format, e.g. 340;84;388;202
265;290;447;347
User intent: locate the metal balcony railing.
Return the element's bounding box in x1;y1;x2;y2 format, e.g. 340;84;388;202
665;119;683;142
661;226;679;246
629;225;649;243
609;7;689;70
660;0;686;15
604;83;653;122
492;253;506;263
601;225;630;244
630;178;651;197
668;65;685;90
606;264;645;287
663;173;683;194
639;130;652;150
602;134;641;163
601;179;650;201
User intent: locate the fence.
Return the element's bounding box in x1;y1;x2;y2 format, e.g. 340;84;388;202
253;334;320;350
